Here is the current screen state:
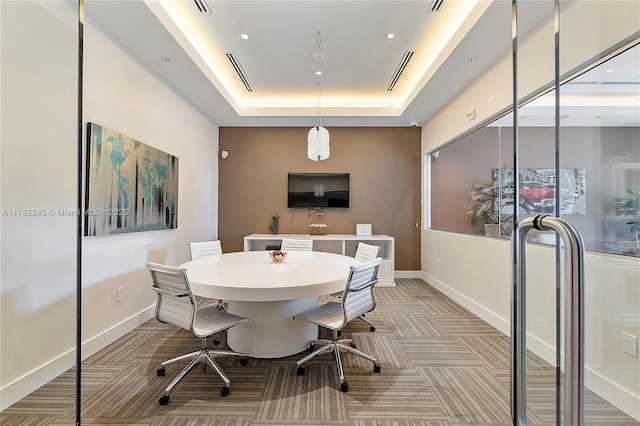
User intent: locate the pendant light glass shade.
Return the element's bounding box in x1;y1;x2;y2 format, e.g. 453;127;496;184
307;126;330;161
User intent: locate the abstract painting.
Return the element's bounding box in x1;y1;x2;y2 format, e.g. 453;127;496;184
85;123;179;236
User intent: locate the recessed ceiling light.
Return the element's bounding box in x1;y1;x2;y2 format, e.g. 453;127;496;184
316;70;322;75
160;56;171;62
386;33;395;39
605;69;615;73
240;33;249;40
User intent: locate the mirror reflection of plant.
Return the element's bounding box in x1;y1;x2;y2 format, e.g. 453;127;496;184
468;163;530;237
611;188;640;248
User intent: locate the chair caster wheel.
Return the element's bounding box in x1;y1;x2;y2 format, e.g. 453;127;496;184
240;357;248;366
220;386;230;397
369;325;376;332
350;342;357;349
340;382;349;392
297;366;305;376
158;395;169;405
156;367;166;376
373;363;381;373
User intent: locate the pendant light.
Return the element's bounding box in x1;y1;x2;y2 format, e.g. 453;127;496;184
307;31;329;161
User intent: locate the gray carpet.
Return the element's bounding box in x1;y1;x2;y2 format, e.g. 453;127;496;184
2;278;637;425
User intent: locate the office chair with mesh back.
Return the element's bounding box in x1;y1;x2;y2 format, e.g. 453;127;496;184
147;262;250;405
293;257;382;392
280;238;313;251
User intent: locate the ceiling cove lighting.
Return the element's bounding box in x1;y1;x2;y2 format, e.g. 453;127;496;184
307;31;330;161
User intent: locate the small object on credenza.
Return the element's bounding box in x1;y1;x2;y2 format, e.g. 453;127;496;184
309;223;327;235
356;223;372;237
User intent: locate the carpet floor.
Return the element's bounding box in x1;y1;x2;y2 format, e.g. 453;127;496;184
2;278;637;425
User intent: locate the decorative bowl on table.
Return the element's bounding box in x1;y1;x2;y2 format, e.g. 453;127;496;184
269;250;287;263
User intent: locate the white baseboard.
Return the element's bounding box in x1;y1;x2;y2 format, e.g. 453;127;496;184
378;270;421;287
421;271;640;422
0;306;155;411
0;348;76;412
421;271;510;335
394;270;422;279
81;306;155;360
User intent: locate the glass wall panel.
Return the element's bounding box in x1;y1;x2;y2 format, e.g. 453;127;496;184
0;0;79;419
559;1;639;421
516;0;640;424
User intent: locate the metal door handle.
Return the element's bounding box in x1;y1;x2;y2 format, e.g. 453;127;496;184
512;215;585;426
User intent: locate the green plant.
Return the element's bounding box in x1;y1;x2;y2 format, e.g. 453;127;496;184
468;163;528;237
611;188;640;241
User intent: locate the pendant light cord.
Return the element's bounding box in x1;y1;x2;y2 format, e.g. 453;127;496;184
315;31;323;130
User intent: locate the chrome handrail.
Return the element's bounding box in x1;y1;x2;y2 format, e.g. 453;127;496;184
512;215;585;426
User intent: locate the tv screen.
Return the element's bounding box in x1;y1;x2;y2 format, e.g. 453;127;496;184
287;173;350;208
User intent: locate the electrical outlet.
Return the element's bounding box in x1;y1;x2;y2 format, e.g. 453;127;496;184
622;333;638;357
117;287;124;302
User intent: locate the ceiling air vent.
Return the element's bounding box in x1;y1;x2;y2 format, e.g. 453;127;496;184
225;52;254;92
427;0;444;13
193;0;211;14
386;50;414;92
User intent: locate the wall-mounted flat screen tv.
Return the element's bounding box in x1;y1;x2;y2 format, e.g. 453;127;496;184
287;173;350;208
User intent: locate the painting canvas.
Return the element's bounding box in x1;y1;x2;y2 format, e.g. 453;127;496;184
495;167;586;215
85;123;179;236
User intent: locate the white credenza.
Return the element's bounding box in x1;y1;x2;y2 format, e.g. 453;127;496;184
243;234;395;286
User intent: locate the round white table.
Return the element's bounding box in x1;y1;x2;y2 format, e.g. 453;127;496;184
181;250;357;358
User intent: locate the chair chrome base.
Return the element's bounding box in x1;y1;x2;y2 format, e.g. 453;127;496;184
357;313;376;331
295;334;381;392
156;337;247;405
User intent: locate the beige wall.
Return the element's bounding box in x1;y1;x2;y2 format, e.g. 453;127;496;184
219;127;421;271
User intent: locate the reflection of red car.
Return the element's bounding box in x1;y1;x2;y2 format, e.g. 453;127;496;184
519;181;555;212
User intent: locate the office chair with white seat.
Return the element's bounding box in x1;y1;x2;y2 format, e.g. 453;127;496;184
280;238;313;251
189;240;223;259
351;242;381;331
354;242;380;263
330;242;381;331
147;262;251;405
293;257;382;392
189;240;227;315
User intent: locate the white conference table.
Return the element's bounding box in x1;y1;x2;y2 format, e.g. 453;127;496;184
181;250;357;358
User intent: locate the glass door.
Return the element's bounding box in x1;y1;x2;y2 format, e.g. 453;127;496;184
512;0;640;424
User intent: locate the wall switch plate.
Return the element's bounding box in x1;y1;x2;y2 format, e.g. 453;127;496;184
117;287;124;302
622;333;638;357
